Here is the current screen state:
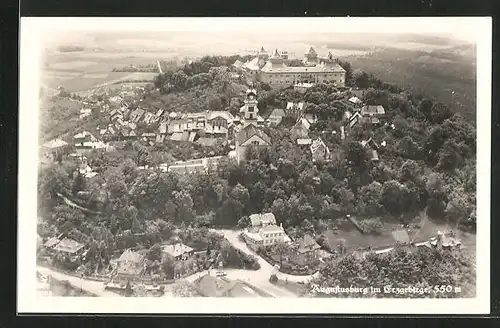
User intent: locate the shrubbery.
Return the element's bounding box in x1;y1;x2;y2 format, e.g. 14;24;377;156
358;218;383;234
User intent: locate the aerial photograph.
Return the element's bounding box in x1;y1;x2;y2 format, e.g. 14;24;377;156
35;20;478;300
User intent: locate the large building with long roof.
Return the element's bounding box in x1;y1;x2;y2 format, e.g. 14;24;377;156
236;47;346;88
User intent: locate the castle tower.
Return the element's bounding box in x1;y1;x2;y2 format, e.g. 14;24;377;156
257;46;269;61
279;49;289;60
303;47;319;66
267;49;287;69
239;88;259;122
321;51;339;67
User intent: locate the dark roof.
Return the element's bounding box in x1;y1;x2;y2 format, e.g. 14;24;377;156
196;275;255;297
296;234;321;253
237;124;271;145
44;237;60;248
361;105;385;116
117;249;144;263
117;260;145;276
53;238;84;254
249;213;276;226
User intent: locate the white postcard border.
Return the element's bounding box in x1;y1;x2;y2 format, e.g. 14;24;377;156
18;17;491;314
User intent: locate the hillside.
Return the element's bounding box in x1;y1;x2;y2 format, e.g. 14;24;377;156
144;80;248;114
344;45;476;122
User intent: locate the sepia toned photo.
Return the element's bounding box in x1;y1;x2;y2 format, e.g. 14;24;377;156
18;17;491;314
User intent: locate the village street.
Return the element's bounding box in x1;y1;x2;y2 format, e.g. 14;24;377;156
36;229;320;298
37;266;120;297
181;229;320;297
214;229;320;283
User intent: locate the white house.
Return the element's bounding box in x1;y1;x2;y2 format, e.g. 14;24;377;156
242;213;291;251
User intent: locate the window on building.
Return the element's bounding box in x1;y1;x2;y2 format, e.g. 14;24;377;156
248;106;254;112
251;140;259;145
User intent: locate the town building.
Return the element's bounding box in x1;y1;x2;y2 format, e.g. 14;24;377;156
294;82;315;93
79;108;92;119
195;274;257;297
239;88;260;121
162;243;194;261
237;47;346;88
310;138;331;162
290;116;311;140
43;234;65;251
235;123;271;164
164;111;235;141
360;137;380;162
129;108;146;123
285;102;305;118
167;156;225;175
348;96;363;108
41;138;69;162
345;111;363;132
360;105;386;125
297;138;313;146
52;238;85;256
267;108;286;126
242;213;291;251
288;234;321;266
112;249;147;283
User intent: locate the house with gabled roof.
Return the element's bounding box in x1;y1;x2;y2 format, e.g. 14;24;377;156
291;117;311;139
310;138;330;162
129;108;145;123
348;96;363;106
288;234;321;266
41;138;70;162
162;243;194;261
53;238;84;255
360;137;380;162
360;105;386;125
286;102;305;119
297;138;312;146
114;249;146;282
195;274;257;298
156;134;165;143
242;212;291;251
346;111;363;132
235;124;271;164
159;122;168;134
267;108;286;126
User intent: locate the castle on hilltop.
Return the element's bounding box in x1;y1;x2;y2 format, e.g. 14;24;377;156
233;46;346;88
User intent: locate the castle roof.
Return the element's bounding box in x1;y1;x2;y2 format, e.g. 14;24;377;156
261;63;345;74
306;46;317;56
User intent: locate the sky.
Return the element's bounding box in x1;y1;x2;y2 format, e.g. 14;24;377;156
28;17;487;45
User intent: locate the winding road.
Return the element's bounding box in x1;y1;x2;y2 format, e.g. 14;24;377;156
36;229;319;298
183;229;320;297
37;266;120;297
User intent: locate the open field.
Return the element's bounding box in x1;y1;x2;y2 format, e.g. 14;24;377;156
41;50;163;92
41;70;157;92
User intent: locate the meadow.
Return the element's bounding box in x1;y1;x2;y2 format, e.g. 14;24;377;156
41;51;165;92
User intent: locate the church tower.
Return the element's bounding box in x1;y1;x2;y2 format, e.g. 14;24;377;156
239;88;259;123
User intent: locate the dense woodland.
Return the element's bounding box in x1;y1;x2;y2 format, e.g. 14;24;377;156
346;45;476;122
38;53;477;294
